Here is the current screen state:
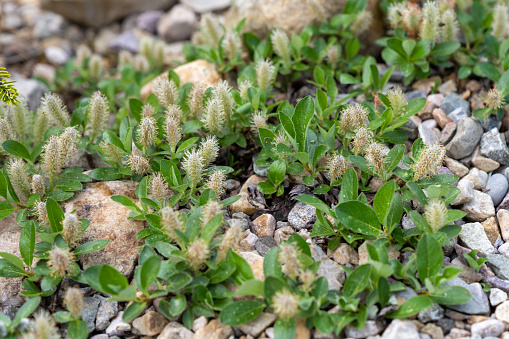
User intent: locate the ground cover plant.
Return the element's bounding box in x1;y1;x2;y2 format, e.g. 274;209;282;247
3;0;509;338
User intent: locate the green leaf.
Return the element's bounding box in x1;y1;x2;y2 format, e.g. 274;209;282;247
2;140;31;162
274;317;296;339
103;130;126;152
55;179;82;192
474;62;501;82
498;69;509;96
166;272;193;292
339;168;358;203
268;160;286;186
99;265;129;295
67;320;88;339
46;198;64;233
263;247;282;278
11;296;40;328
111;195;142;214
46;190;73;201
292;96;315;152
129;98;143;121
74;239;110;255
335;201;383;236
431;41;460;57
386;144;405;174
407;182;428;205
389;295;433;318
227;251;254;285
209;262;236;284
374;180;402;233
343;264;371;298
0;252;24;270
20;221;36;267
0;201;13;220
123;301;147;322
88;167;122;181
429;285;471;305
0;259;26;278
219;301;265;326
417;234;443;283
139;255;161;294
235;279;265;297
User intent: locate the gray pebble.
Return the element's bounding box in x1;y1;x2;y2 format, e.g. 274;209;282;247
486;173;509;206
255;236;277;256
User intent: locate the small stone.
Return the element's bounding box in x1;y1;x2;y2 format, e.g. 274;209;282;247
458;222;495;254
110;30;139;53
486;254;509;280
32;12;64;39
328;243;359;265
105;312;130;336
420;323;444;339
451;179;474;206
345;320;385;338
181;0;231;12
192;316;208;333
490;288;507;306
157;322;194;339
418;304;444;323
486;173;509;207
288;202;316;230
428;94;445;106
446;118;483;159
439;122;457;145
480;217;501;245
12;76;48;111
448;107;469;122
499;242;509;258
44;45;69;65
136;11;164;34
157;4;197;42
473;155;500;172
96;299;118;331
497;209;509;241
481;128;509;166
444;278;490;315
274;226;294;245
496;301;509;322
471;319;504;338
438;79;457;96
237;312;276;337
367;177;384;193
252;214;276;237
419;101;435;120
239;230;258;251
441;93;470;115
422;119;437;130
464;168;489;190
418;124;440;145
132;311;169;336
402;215;416;229
194;319;233;339
230;175;266;216
33;63;56;84
255;236;277;256
433;108;453;128
462;189;496;221
466;80;482;92
381;319;419;339
444;158;469;178
449;328;471;338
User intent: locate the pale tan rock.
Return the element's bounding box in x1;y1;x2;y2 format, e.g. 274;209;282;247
141;59;221;101
132;311;168;336
237;312;276;337
497;209;509;242
328;243;359;265
157;322;194;339
239;251;264;281
432;108;452;129
62;181;146;276
481;217;501;245
239;230;258;252
274;226;294;245
225;0;384;55
444;157;469;178
295;318;311;339
421;323;444;339
230;175;266;216
252;214;276;237
461;190;496;222
194;319;233;339
473;156;500;172
496;301;509;322
0;213;24;308
41;0;176;27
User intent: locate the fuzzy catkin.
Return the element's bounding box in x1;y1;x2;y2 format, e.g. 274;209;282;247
327;155;347;183
352;127;373;155
271;29;291;68
206;170;227;198
0;118;15;151
238;79;252;101
217;219;243;261
87;91;110;139
387;86;407;115
279;243;301;280
151;173;169;203
272;289;300;320
128;152;151;174
413;143;446;181
214;80;234;126
64;287;84;318
99;141;123;163
47;246;74;277
251;111;268;135
137;117;157;148
201;98;225;135
202;200;222;226
200;13;223;46
134;54;150;73
419;1;440;42
62;213;82;248
8;100;28;140
424;198;448;232
187;82;206;120
366;143;389;177
198;135;219;166
8;159;31;202
340;103;368;134
154;78;179;109
31;174;45;197
351;10;373;36
441;8;459;42
40;92;70;128
222;31;241;61
164;116;182;153
161;207;182;238
183;148;203;187
485;88;506;110
187;239;209;270
255;59;276;93
493;4;509;40
33;108;49;144
29;310;60;339
89;54;103;79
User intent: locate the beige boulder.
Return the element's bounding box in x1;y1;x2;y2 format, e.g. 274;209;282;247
141;59;221;101
225;0;384;55
41;0;176;27
62;181;146;277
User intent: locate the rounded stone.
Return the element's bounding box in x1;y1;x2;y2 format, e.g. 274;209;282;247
486;173;509;206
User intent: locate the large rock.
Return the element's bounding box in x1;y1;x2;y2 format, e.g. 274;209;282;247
141;59;221;101
0;213;24;309
458;222;494;254
225;0;384;55
62;181;146;277
445;117;483;159
40;0;177;27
